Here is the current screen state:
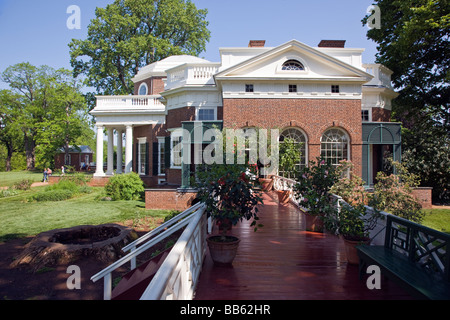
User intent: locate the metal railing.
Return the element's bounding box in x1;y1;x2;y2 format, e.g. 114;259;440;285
90;202;207;300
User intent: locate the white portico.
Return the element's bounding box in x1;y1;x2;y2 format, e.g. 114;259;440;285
90;95;166;177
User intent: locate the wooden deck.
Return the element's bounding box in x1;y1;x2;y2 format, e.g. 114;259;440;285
194;191;414;300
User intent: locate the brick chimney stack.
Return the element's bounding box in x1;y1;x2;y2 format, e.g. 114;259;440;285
318;40;346;48
248;40;266;47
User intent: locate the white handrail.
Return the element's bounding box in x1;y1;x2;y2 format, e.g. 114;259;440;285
140;204;207;300
90;203;205;300
122;202;204;269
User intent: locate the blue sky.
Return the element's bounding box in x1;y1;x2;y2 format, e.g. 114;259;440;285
0;0;378;90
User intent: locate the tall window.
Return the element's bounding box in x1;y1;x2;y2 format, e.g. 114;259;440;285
171;134;183;168
282;60;304;71
279;128;307;177
320;128;349;166
158;138;165;175
138;140;147;175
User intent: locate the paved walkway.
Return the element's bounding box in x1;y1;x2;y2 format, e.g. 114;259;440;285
194;191;413;300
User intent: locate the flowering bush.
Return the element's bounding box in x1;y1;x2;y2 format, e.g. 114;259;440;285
294;157;339;216
195;162;263;235
374;161;423;223
330;160;368;206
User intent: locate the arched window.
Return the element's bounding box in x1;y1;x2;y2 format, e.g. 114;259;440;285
282;60;305;71
320;128;349;166
138;83;148;96
279;128;307;177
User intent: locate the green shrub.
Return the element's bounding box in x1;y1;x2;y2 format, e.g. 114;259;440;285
59;172;91;186
46;180;80;193
104;172;144;201
31;189;74;202
0;188;19;198
13;179;32;191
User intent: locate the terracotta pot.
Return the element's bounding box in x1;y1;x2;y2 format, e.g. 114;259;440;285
207;235;240;266
277;190;291;204
259;178;273;191
343;237;370;265
304;213;324;232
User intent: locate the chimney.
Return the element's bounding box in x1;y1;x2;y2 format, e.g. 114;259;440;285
318;40;346;48
248;40;266;48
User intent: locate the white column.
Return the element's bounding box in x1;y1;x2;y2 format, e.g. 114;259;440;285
94;125;105;177
106;127;115;175
125;125;133;173
116;129;123;174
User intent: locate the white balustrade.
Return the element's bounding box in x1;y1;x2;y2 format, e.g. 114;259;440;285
95;95;165;111
90;202;207;300
166;63;220;90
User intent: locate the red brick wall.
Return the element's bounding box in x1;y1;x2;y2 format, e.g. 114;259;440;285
222;98;363;175
372;108;391;122
167;107;196;129
412;187;433;209
134;77;166;95
145;189;198;210
133;124;167;187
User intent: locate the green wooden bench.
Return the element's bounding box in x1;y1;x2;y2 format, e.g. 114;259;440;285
357;214;450;300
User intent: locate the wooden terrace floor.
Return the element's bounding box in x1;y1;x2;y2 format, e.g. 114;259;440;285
194;191;414;300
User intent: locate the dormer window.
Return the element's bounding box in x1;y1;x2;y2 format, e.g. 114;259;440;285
282;60;304;71
138;83;148;96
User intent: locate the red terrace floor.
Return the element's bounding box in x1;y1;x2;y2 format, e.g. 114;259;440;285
194;191;414;300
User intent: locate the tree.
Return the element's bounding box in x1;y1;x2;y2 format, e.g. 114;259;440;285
363;0;449;128
34;69;92;169
363;0;450;202
0;90;24;171
0;63;92;171
68;0;210;103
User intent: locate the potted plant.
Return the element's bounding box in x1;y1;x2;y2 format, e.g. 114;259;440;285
327;202;380;265
294;158;339;232
195;162;264;265
277;138;301;203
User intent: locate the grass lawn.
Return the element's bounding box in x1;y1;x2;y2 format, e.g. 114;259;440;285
0;171;43;187
422;208;450;234
0;186;175;242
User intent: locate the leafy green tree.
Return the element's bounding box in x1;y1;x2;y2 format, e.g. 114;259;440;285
363;0;449;127
0;90;24;171
363;0;449;202
69;0;210;101
1;63;93;171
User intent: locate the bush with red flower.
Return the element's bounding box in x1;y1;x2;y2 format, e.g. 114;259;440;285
195;162;263;236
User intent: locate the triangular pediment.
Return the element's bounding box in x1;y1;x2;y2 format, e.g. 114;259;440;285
215;40;372;82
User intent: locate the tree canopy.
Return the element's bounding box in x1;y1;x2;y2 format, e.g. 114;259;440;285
363;0;450;202
68;0;210;100
0;63;92;171
363;0;449;128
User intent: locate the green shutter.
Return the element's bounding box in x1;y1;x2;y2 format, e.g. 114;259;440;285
164;136;171;169
152;142;158;176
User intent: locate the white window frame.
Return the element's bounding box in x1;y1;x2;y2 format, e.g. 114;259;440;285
320;128;350;167
170;132;183;169
137;137;147;176
196;107;216;121
361;109;372;122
